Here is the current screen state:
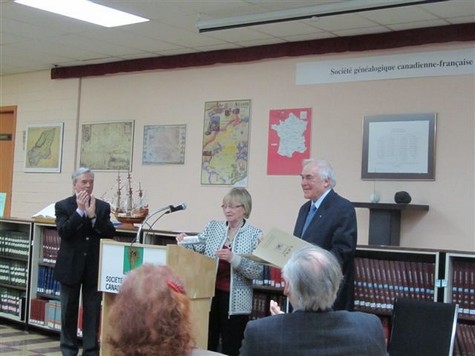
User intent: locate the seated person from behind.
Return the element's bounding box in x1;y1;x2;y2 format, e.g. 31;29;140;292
107;263;223;356
239;246;388;356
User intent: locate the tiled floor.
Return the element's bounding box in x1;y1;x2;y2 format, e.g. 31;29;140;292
0;322;62;356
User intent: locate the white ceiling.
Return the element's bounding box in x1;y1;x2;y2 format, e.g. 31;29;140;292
0;0;474;76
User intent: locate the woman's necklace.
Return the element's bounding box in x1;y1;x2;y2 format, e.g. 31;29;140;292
226;223;241;247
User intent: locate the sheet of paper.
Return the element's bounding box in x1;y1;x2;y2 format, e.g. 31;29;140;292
32;203;56;218
0;193;6;217
246;227;314;268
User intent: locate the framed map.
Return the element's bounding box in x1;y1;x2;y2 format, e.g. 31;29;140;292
24;123;63;173
201;100;251;186
142;124;186;164
267;108;311;175
80;121;134;171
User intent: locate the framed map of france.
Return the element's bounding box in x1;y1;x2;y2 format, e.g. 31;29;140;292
267;108;312;175
80;121;134;171
24;122;63;173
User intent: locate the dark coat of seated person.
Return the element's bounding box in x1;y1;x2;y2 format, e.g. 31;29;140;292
107;263;224;356
239;246;388;356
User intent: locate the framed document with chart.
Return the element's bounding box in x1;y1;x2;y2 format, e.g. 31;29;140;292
361;113;436;180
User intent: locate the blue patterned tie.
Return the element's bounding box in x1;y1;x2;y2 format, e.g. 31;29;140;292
302;204;317;235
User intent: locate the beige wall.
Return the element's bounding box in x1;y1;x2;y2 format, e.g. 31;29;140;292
1;42;474;251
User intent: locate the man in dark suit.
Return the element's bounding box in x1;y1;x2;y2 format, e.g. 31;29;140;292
239;246;387;356
293;158;357;311
54;167;116;356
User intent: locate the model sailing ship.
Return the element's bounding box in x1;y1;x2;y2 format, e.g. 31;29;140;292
103;172;149;225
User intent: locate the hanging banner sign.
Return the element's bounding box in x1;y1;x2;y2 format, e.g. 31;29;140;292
296;48;474;85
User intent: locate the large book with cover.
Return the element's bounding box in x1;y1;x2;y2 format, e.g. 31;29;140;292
243;227;313;268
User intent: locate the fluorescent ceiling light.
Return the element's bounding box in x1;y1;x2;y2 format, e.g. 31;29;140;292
197;0;447;32
14;0;149;27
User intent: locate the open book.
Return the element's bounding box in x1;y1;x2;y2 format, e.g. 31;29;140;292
244;227;313;268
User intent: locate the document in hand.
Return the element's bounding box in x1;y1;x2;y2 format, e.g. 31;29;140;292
247;228;314;268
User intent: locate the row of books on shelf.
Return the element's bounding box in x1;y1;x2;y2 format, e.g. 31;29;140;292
30;300;89;337
0;258;28;287
42;228;61;264
451;259;475;318
253;265;284;288
30;298;61;330
0;287;23;316
37;265;60;296
454;322;475;355
251;292;288;320
0;230;30;258
354;257;435;312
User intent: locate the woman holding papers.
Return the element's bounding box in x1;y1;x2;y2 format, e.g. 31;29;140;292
176;187;263;356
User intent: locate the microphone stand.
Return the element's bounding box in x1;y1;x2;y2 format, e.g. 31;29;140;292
133;205;173;244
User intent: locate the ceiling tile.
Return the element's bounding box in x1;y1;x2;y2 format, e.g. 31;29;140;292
0;0;473;75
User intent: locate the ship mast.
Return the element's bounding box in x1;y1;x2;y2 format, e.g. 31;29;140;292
126;171;133;212
116;172;122;212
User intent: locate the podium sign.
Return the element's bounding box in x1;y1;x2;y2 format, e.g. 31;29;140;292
98;239;217;354
98;242;167;293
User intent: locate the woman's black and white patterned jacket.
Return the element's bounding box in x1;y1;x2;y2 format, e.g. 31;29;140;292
188;219;263;316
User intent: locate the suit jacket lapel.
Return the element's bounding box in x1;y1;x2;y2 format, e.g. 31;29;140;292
314;189;335;216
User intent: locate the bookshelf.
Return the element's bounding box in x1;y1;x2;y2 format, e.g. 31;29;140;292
1;217;473;355
0;217;33;323
444;252;475;355
354;246;441;315
114;225;139;243
444;252;475;320
28;222;138;333
142;229;193;246
29;222;61;331
252;265;287;319
354;247;475;355
111;223;189;246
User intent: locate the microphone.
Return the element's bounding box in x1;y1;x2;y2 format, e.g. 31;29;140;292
134;202;187;244
168;203;187;213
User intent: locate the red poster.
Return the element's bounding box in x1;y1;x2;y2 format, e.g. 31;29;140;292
267;108;311;175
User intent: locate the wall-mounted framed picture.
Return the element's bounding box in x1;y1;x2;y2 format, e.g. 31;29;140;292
24;122;64;173
361;113;436;180
142;124;186;165
80;121;134;171
201;99;251;186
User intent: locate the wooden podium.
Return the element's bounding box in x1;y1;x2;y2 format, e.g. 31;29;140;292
98;239;217;355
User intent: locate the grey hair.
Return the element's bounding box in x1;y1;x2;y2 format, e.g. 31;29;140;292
302;158;336;188
71;167;94;183
282;245;343;311
223;187;252;219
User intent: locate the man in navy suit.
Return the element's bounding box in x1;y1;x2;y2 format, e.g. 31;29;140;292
239;246;387;356
54;167;116;356
293;158;357;311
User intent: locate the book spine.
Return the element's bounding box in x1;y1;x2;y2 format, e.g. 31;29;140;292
354;257;363;309
378;259;391;311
